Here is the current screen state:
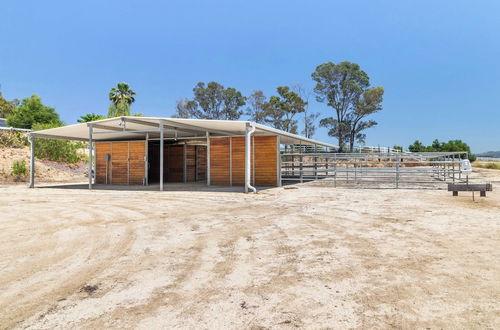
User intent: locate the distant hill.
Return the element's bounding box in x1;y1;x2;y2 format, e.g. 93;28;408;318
476;151;500;158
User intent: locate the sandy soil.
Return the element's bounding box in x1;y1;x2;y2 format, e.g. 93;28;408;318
0;147;86;184
0;171;499;329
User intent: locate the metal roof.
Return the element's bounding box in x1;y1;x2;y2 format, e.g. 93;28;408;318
28;116;337;148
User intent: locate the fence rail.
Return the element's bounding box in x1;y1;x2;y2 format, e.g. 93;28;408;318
280;152;468;188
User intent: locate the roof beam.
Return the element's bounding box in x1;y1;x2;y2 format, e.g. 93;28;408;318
163;119;236;136
123;117;213;137
28;132;88;142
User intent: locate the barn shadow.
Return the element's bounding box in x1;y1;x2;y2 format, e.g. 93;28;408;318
37;182;273;193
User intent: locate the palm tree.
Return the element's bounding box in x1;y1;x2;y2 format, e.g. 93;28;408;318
109;82;136;106
77;113;105;123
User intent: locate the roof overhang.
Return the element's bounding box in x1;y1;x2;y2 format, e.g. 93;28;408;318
28;116;337;148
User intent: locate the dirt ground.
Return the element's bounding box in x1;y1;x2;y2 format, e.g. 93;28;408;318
0;170;499;329
0;147;86;183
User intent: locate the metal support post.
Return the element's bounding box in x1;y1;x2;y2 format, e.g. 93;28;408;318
29;135;35;188
300;154;303;183
88;124;93;190
396;154;400;188
334;153;337;188
159;121;164;191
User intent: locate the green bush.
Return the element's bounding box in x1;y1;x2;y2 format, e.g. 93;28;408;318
32;123;85;163
408;139;476;161
0;130;29;148
11;160;28;177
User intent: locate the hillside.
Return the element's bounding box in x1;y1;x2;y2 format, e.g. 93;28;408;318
0;147;87;183
476;151;500;158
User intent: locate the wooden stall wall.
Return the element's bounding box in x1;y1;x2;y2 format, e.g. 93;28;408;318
253;136;278;186
166;145;184;182
196;146;207;181
210;137;231;185
209;136;278;187
95;141;145;185
95;142;111;184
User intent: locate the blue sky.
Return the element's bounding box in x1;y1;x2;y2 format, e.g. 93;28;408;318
1;0;499;152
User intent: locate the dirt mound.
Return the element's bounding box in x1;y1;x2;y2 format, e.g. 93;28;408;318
0;147;87;183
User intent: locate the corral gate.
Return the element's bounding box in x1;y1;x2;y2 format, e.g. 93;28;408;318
280;151;469;188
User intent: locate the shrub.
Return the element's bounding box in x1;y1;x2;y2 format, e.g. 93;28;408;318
11;160;28;177
0;130;29;148
32;123;85;163
476;162;500;170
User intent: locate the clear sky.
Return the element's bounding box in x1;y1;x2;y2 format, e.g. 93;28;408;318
1;0;499;152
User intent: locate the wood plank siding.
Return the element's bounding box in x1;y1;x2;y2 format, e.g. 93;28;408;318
95;142;111;184
210;137;231;185
253;136;278;186
95;141;145;185
210;135;278;187
96;135;278;187
165;145;184;182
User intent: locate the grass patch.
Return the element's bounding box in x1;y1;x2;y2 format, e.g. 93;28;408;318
475;162;500;170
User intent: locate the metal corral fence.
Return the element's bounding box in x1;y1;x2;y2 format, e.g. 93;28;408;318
281;151;469;188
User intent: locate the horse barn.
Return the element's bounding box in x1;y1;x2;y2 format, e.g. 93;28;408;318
27;116;335;192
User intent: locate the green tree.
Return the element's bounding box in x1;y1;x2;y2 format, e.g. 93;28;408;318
408;139;476;160
108;102;131;117
7;95;61;129
291;83;319;139
108;82;135;117
346;86;384;151
312;61;383;152
109;82;136;106
77;113;105;123
262;86;307;133
175;81;245;120
408;140;426;152
0;92;18;118
246;90;267;124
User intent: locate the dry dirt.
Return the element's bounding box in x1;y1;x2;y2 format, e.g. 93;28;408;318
0;171;499;329
0;147;86;184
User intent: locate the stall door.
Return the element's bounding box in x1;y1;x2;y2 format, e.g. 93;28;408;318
95;141;145;185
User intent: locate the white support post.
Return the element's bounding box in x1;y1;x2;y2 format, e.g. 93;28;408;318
245;123;257;193
276;136;282;187
206;131;211;185
159;121;164;191
29;135;35;188
88;124;93;190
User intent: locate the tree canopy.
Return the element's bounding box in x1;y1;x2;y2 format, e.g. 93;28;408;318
175;81;245;120
7;95;61;129
262;86;307;133
408;139;476;160
0;92;18;119
312;61;383;151
109;82;136;106
108;82;135;117
108;102;131;117
246;90;267;124
77;113;105;123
